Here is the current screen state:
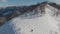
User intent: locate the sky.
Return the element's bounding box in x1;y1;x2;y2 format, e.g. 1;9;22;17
0;0;60;7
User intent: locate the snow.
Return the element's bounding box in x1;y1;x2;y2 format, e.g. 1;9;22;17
0;22;15;34
0;5;60;34
9;7;60;34
45;7;60;34
9;16;50;34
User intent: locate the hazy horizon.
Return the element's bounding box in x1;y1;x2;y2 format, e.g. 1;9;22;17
0;0;60;7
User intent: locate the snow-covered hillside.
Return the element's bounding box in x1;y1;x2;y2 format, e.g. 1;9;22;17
0;2;60;34
0;22;15;34
9;5;60;34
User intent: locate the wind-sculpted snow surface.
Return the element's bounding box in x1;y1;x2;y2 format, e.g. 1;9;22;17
45;7;60;34
8;6;60;34
0;2;60;34
0;22;15;34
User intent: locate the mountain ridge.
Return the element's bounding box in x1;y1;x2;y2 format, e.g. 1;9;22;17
0;1;60;26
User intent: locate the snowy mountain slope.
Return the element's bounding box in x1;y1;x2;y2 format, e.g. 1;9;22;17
0;2;60;34
8;4;60;34
7;6;60;34
10;16;50;34
45;7;60;34
0;22;15;34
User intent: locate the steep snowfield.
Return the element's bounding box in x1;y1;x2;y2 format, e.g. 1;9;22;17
0;6;60;34
9;7;60;34
9;15;50;34
0;22;15;34
45;7;60;34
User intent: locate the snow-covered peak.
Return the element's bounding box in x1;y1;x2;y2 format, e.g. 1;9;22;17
0;2;60;34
